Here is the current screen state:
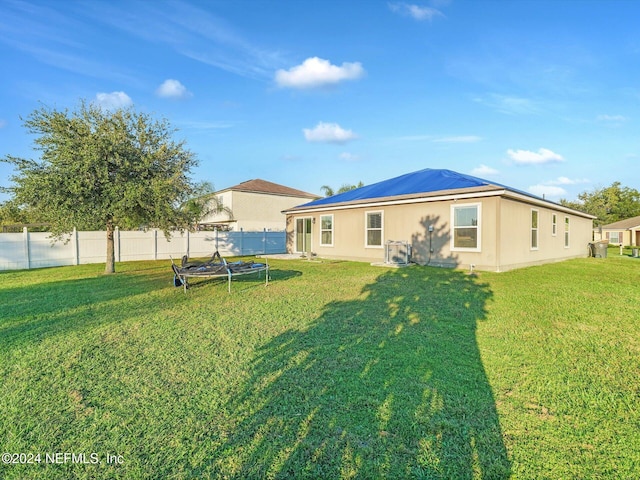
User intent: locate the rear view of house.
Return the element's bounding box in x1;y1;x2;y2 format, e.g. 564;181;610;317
283;168;595;272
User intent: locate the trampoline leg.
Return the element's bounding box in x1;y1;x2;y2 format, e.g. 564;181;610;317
227;271;232;293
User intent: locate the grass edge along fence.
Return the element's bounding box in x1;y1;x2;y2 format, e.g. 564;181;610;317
0;227;286;271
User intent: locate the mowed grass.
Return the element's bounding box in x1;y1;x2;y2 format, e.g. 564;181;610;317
0;254;638;479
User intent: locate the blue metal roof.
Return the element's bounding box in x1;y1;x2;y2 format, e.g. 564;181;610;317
298;168;503;208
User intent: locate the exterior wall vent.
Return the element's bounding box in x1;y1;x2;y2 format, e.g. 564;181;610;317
385;240;411;266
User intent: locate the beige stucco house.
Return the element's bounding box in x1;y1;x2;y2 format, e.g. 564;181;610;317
593;215;640;246
283;168;595;272
199;179;319;231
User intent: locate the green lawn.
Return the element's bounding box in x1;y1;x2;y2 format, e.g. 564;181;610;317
1;255;639;479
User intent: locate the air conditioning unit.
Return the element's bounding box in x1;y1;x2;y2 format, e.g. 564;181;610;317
385;240;411;266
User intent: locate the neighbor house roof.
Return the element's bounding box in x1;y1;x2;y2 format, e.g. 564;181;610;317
598;215;640;230
284;168;595;219
219;179;319;199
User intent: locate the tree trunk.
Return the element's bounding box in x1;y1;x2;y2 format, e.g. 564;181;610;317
105;220;116;274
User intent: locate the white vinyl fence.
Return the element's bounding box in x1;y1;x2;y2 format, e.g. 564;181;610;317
0;228;287;271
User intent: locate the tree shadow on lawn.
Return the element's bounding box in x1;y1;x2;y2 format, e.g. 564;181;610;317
0;264;304;352
0;266;172;352
208;266;511;479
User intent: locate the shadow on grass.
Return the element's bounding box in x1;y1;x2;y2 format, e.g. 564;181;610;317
208;266;511;479
0;268;170;352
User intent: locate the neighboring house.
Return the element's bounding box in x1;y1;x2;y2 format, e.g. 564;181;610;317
199;179;319;231
283;168;595;272
593;215;640;246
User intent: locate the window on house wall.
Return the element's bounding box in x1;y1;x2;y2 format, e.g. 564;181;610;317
564;217;570;248
365;211;383;247
320;214;333;246
451;203;481;251
609;231;621;244
531;209;539;250
552;214;557;236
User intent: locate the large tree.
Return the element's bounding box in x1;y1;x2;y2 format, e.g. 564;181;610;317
2;101;202;273
560;182;640;226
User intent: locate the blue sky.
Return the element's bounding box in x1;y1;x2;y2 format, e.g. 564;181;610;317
1;0;639;203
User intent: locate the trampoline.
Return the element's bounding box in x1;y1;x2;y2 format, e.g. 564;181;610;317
171;251;269;293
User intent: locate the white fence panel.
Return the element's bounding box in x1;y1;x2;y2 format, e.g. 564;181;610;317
156;231;190;260
119;230;156;261
78;231;106;264
0;232;28;270
0;228;286;271
186;232;218;258
28;232;75;269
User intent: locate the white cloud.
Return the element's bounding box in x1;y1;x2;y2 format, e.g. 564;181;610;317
471;164;499;176
597;114;628;122
474;94;539;115
528;176;590;199
389;3;444;21
528;184;568;198
507;148;564;165
83;2;285;80
94;91;133;110
303;122;357;144
156;79;192;99
275;57;365;89
339;152;360;162
547;176;589;186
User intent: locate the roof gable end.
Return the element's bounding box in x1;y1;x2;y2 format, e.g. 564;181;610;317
600;215;640;230
221;179;318;199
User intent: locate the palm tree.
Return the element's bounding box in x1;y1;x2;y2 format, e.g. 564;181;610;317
320;181;364;197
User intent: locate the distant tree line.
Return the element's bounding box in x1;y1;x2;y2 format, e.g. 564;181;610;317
560;182;640;226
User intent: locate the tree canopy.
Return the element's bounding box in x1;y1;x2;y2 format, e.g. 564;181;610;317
1;101;203;273
560;182;640;226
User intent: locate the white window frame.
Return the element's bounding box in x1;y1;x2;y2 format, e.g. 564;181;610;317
365;211;384;248
552;213;557;236
564;216;570;248
450;202;482;252
531;209;539;250
319;214;334;247
609;231;621;244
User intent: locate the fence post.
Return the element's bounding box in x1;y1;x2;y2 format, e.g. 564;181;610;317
214;227;219;252
240;228;244;255
186;230;190;258
73;227;79;265
115;227;120;262
153;229;158;260
23;226;31;269
263;228;267;254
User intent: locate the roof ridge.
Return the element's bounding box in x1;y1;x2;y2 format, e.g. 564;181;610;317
220;178;318;198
